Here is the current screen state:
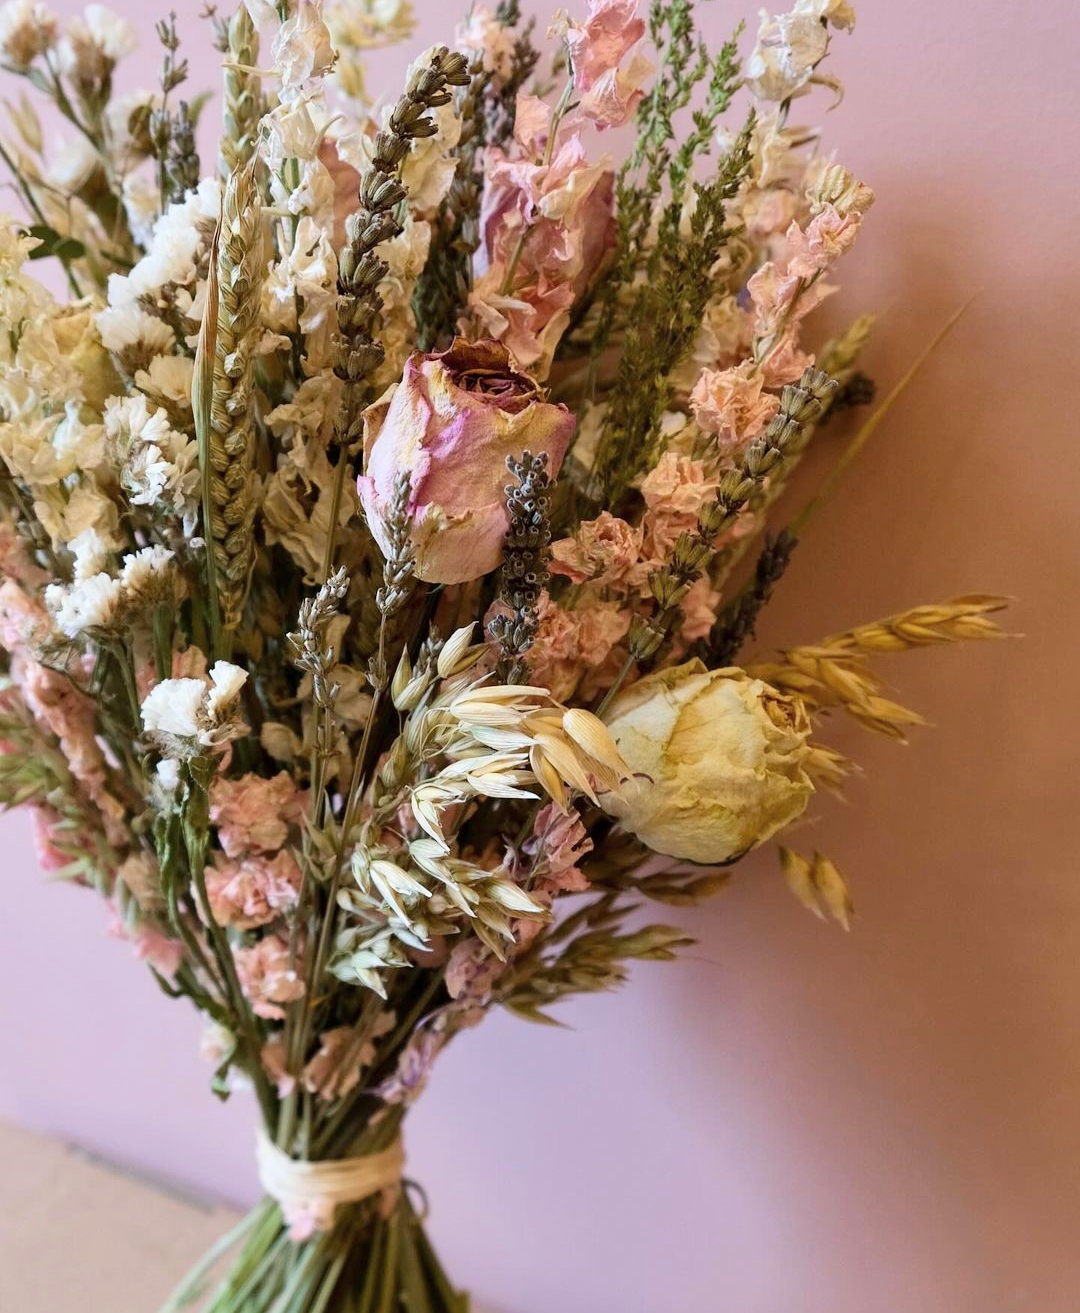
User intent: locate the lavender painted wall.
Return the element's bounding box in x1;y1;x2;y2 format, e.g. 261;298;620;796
2;3;1078;1310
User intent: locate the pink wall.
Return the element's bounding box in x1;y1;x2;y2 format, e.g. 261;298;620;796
2;3;1078;1310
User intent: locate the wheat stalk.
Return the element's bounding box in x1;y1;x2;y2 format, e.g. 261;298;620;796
748;595;1009;740
219;5;263;183
202;162;264;635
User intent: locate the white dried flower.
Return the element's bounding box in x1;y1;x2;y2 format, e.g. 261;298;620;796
746;10;829;103
120;171;158;249
119;544;177;605
95;302;175;362
46;571;123;638
0;0;59;69
599;661;814;864
67;526;113;581
272;0;336;103
59;4;135;83
141;677;207;739
140;662;249;757
46;136;99;192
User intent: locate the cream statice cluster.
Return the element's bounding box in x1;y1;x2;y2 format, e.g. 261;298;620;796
0;1;1004;1308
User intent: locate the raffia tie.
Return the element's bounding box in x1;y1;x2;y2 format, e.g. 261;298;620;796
256;1130;405;1239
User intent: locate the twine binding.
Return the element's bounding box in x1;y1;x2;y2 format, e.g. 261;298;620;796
255;1130;405;1237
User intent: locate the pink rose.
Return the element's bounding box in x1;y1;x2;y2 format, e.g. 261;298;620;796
359;339;576;584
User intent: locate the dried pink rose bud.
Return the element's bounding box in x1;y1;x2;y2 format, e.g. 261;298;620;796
359;339;576;585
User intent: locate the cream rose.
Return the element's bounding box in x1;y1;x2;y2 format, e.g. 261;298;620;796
599;660;813;863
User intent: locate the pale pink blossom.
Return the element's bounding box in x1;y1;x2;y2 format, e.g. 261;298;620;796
360;339;575;584
528;595;630;702
109;910;184;977
470;135;615;376
445;938;502;1006
234;935;305;1020
744;187;798;241
761;329;815;387
209;771;306;857
524;801;592;896
514;91;552;156
690;363;780;456
785;205;864;278
549;512;643;588
130;923;184;977
0;521;46;587
456;6;515;81
205;851;302;930
565;0;652;128
260;1038;296;1097
638;452;719;559
302;1013;396;1102
577;49;653;129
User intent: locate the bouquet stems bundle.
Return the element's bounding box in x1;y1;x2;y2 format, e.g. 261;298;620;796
0;0;1004;1307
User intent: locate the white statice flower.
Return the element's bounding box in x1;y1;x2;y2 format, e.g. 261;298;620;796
141;662;249;758
104;394;199;531
96;300;176;367
746;10;829;102
46;571;123;638
141;677;207;739
59;4;135;84
67;526;113;582
134;352;195;414
107;176;220;307
118;544;179;608
106;90;156;171
272;0;335;103
0;0;59;69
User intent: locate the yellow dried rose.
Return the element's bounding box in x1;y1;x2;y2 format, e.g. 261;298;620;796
599;660;813;864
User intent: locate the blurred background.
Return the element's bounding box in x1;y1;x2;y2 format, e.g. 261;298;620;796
1;2;1078;1311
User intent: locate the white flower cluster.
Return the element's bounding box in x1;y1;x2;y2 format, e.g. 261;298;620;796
141;661;250;758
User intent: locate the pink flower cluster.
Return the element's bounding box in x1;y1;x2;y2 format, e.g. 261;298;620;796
234;934;305;1021
470;132;615;377
205;771;305;930
565;0;653;130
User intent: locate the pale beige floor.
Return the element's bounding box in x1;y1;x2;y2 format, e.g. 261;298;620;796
0;1120;240;1313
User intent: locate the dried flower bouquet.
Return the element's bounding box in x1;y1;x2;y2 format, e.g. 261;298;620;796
0;0;1005;1308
